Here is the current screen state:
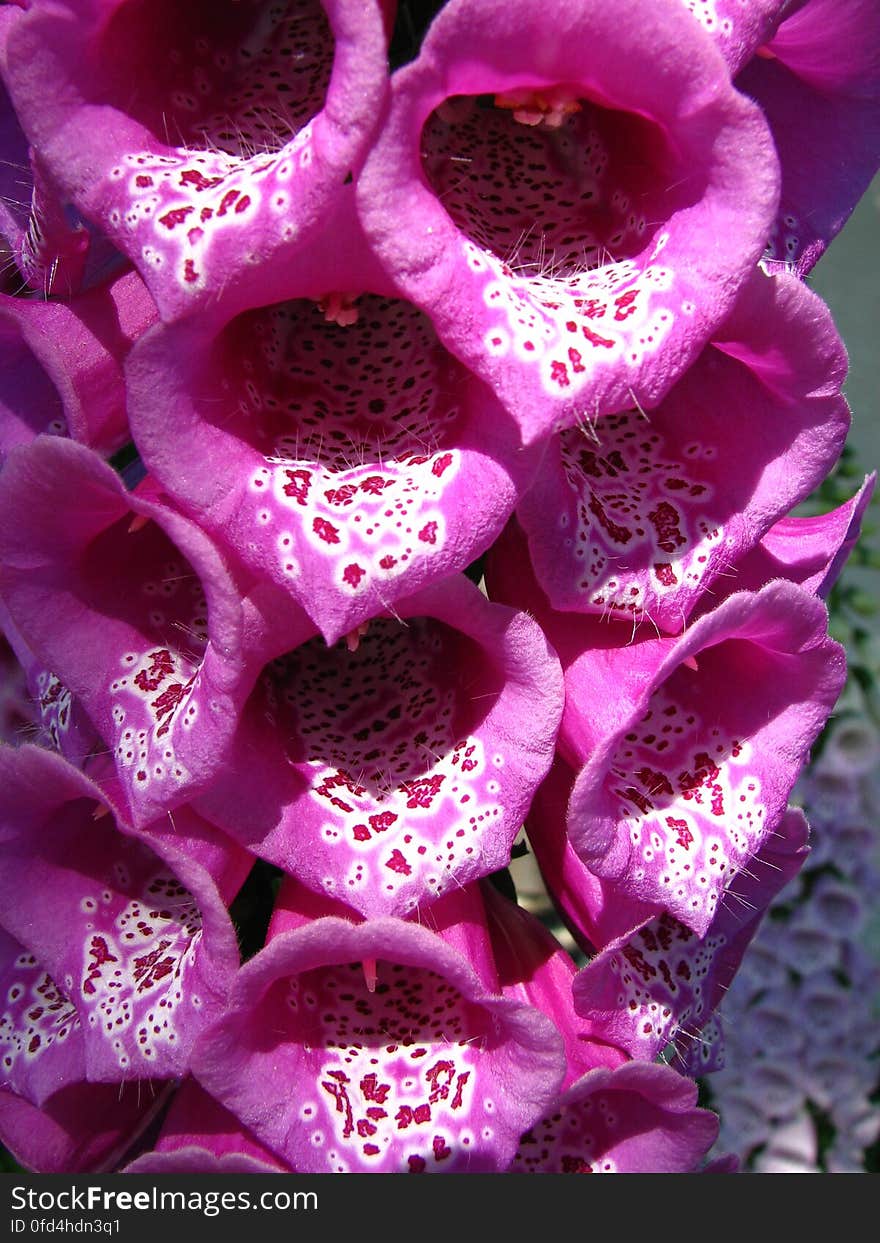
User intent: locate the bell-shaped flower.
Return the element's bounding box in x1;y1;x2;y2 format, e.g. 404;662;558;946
488;538;845;935
515;268;850;631
571;807;809;1072
194;575;563;919
476;879;719;1172
0;438;258;827
190;903;567;1173
359;0;779;442
4;0;389;323
0;745;242;1093
126;266;543;645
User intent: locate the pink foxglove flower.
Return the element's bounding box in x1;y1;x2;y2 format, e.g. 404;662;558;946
194;575;563;917
127;283;542;645
359;0;779;441
4;0;390;322
191;907;566;1173
489;533;845;935
511;1061;720;1173
514;269;850;631
0;746;242;1092
0;438;257;826
571;807;809;1071
736;0;880;274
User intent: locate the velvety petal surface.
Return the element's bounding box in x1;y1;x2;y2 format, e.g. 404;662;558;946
510;1061;718;1173
122;1079;288;1173
0;269;154;461
0;1080;170;1173
192;917;566;1173
360;0;779;440
707;474;876;605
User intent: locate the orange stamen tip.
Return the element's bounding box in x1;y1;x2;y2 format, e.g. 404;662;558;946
127;513;150;534
362;958;378;994
91;802;111;821
495;89;581;129
318;292;359;327
682;654;699;672
344;621;371;653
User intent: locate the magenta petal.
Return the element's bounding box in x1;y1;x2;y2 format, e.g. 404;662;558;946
0;438;250;825
526;756;661;954
359;0;779;440
6;0;389;322
127;292;540;645
123;1079;289;1173
0;926;88;1108
0;745;240;1084
0;269;154;461
0;1081;170;1174
192;917;566;1173
0;599;98;766
741;0;880;273
196;576;563;917
571;808;809;1067
516;269;849;629
680;1;785;74
510;1061;719;1173
564;583;843;933
711;475;876;603
481;881;628;1083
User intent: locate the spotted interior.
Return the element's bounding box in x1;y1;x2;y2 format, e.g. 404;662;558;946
551;410;721;618
266;960;502;1172
76;864;204;1074
513;1079;704;1173
217;297;467;606
96;1;335;293
513;1092;626;1172
0;931;82;1101
421;96;691;397
101;0;331;154
258;618;506;913
32;669;98;769
78;515;209;803
598;646;775;929
582;911;725;1066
